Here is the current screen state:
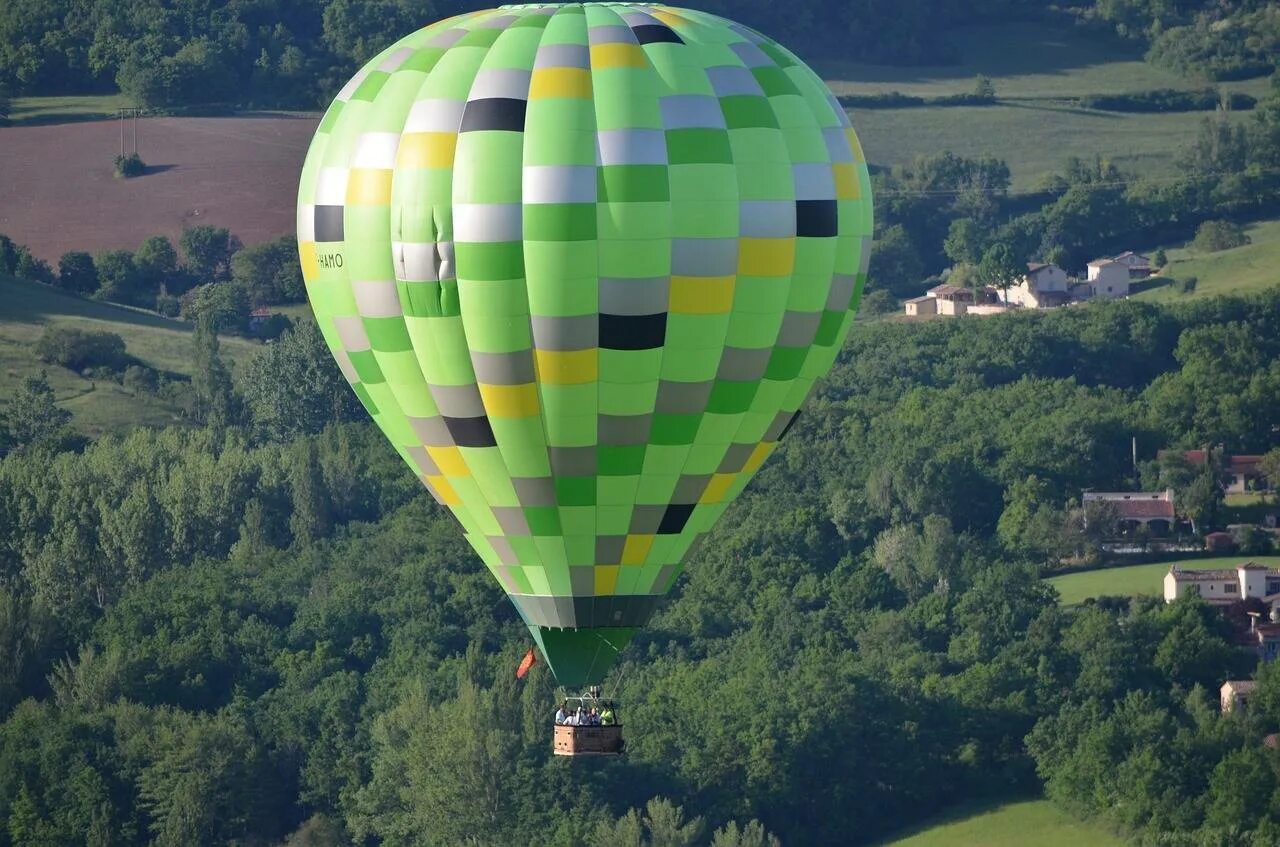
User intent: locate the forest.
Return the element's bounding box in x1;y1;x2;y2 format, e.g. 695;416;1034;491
0;0;1276;110
1;289;1279;845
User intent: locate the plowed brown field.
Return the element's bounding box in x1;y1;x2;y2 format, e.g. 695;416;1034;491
0;115;320;262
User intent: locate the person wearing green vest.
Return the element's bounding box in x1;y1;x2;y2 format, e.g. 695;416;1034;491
600;705;616;726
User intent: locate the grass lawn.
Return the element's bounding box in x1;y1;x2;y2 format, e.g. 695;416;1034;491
8;94;133;125
0;275;260;437
819;20;1264;190
819;21;1187;101
1132;219;1280;302
1047;556;1280;606
880;799;1125;847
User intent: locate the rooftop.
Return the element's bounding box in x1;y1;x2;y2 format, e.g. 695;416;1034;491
1083;490;1175;520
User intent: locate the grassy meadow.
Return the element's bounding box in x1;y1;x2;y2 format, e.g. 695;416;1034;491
0;275;260;436
7;93;132;125
1133;218;1280;302
881;799;1125;847
1047;556;1280;606
829;22;1262;190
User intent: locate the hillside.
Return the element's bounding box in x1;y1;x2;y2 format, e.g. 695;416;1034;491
828;22;1263;190
0;275;259;436
882;799;1125;847
1134;219;1280;302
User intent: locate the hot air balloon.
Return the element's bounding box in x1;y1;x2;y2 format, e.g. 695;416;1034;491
297;2;872;721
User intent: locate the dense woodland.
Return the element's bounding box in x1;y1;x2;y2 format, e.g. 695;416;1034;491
0;288;1277;845
0;0;1276;110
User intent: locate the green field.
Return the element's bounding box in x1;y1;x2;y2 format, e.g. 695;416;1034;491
0;276;260;436
1132;219;1280;302
827;22;1263;190
881;799;1125;847
1047;556;1280;606
7;93;132;125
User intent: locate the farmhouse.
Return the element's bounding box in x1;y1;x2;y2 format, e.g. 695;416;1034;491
1157;449;1273;494
926;283;974;316
1006;262;1071;309
1086;258;1131;299
1084;489;1176;535
1110;251;1153;278
1163;561;1280;606
903;295;936;317
1221;680;1257;713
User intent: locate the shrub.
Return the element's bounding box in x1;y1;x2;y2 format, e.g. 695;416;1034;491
113;153;145;178
122;364;159;394
837;92;925;109
34;326;128;371
1180;276;1198;294
14;249;54;285
1192;220;1250;252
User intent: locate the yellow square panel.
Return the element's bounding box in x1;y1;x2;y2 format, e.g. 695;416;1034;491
621;534;654;565
594;565;620;595
479;383;540;417
743;441;774;473
530;68;593;99
426;446;470;476
845;129;865;162
669;275;735;314
738;238;796;276
346;168;392;205
534;348;598;384
397;132;457;169
298;241;319;282
591;43;648;69
424;475;460;505
833;163;861;200
700;473;736;504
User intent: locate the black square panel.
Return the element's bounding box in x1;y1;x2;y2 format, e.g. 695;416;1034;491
599;313;667;350
442;415;497;447
632;24;683;45
795;199;838;238
658;503;695;535
314;205;345;242
459;98;527;132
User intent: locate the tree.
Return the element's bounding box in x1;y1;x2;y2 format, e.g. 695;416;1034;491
34;326;127;371
184;282;250;333
135;235;181;297
93;249;141;304
1193;220;1250;252
1259;448;1280;500
943;218;987;266
978;243;1024;302
239;320;362;442
1153;247;1168;269
1179;469;1223;534
973;74;995;100
711;820;782;847
868;224;926;297
180;226;239;283
859;288;897;316
57;251;97;294
289;441;331;544
1205;747;1275;831
190;319;238;430
230;236;305;306
2;371;70;449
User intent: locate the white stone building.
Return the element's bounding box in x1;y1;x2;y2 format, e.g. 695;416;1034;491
1087;258;1131;299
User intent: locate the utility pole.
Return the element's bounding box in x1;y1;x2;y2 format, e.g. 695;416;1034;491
118;108;125;157
131;108;138;155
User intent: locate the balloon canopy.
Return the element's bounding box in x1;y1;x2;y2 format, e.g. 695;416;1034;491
297;2;872;687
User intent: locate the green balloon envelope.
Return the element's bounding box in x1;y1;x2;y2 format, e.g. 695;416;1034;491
297;2;873;687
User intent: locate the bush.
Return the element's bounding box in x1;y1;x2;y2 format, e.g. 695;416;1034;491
113;153;145;178
1180;276;1198;294
1079;88;1244;113
34;326;129;371
14;249;54;285
837;92;925;109
1192;220;1250;252
155;290;182;317
122;364;159;394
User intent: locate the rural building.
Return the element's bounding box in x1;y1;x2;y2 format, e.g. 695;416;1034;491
1164;561;1280;606
903;295;936;317
1255;624;1280;663
1087;258;1131;299
926;283;974;316
1006;262;1071;309
1084;489;1176;535
1221;680;1258;713
1157;449;1272;494
1110;251;1153;278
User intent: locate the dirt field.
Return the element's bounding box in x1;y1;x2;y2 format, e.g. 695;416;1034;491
0;115;320;262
